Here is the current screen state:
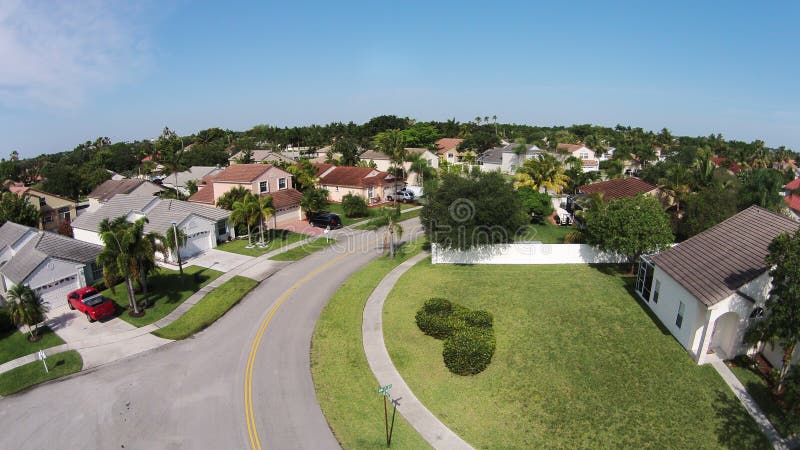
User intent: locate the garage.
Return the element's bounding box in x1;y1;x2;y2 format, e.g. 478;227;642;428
34;275;79;309
273;206;301;227
180;230;211;259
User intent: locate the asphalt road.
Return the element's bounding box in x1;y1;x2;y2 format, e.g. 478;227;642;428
0;218;424;449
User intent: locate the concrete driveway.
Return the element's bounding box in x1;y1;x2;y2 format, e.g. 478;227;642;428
184;248;253;272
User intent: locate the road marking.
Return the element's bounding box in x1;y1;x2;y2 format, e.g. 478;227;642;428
244;247;357;450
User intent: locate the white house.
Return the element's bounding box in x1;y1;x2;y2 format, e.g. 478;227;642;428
478;143;543;174
359;147;439;186
72;194;233;262
0;222;104;309
636;206;799;367
556;143;600;172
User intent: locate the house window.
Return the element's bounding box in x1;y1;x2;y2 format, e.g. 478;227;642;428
61;211;70;221
335;186;339;192
91;263;103;281
217;220;227;235
580;152;589;159
39;197;46;207
636;257;655;301
676;302;685;328
43;215;54;224
278;178;287;190
259;181;268;193
652;280;660;304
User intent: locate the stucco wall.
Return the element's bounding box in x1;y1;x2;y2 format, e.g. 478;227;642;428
73;228;103;246
431;243;628;265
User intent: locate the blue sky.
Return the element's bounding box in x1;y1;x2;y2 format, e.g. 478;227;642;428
1;0;798;158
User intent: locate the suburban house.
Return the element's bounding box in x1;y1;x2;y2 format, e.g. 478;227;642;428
784;178;800;221
556;143;600;172
106;170;126;180
711;157;742;174
577;177;659;201
359;147;439;186
188;164;303;227
228;150;295;165
87;179;163;212
478;143;543;174
636;206;799;367
312;164;396;203
8;183;78;232
72;194;233;262
161;166;223;195
0;221;103;308
436;138;465;164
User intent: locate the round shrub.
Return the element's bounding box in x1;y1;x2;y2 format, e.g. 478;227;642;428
422;297;452;315
415;309;458;339
460;310;493;329
341;193;370;218
443;328;496;376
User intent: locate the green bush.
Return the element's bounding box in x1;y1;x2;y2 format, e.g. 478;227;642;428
0;309;12;332
341;194;370;218
443;328;496;376
415;310;458;339
423;297;452;314
459;309;493;329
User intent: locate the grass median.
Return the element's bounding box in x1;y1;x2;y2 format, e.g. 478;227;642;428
269;238;335;261
216;229;309;257
311;239;430;449
0;350;82;396
153;276;258;340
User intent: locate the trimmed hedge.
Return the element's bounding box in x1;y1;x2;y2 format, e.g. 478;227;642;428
415;297;495;375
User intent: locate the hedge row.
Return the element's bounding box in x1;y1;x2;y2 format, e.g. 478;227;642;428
415;297;496;375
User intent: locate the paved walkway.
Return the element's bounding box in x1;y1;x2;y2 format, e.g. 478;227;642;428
709;357;787;449
362;251;474;450
0;235;317;377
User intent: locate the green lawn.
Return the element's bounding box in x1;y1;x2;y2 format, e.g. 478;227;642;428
516;223;575;243
729;364;800;437
0;327;65;366
382;262;769;449
103;266;223;327
153;276;258;340
0;350;82;396
311;239;430;449
269;238;336;261
325;202;417;227
353;207;422;231
216;229;308;257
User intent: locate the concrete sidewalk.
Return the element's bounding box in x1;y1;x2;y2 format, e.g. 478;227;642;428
362;251;473;450
0;235;318;376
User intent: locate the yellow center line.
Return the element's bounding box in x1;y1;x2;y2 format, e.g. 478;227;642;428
244;244;365;450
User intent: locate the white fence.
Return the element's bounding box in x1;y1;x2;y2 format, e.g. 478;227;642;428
431;243;628;265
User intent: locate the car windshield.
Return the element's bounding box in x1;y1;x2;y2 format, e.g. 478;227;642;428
82;294;108;307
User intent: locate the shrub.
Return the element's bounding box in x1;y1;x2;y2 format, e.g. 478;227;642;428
443;328;496;376
423;297;452;315
564;231;585;244
415;310;458;339
0;309;12;332
341;194;370;218
459;309;493;329
517;186;553;223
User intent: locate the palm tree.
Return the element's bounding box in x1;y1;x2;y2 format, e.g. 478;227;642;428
216;186;250;210
130;219;160;293
257;196;275;247
373;130;407;202
512;138;528;170
157;128;186;198
97;217;151;316
514;154;570;194
366;206;403;258
159;225;187;279
5;284;49;341
407;152;434;187
692;148;716;188
231;194;261;248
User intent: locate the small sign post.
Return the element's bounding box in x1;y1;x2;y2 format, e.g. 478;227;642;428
324;225;331;242
377;384;392;446
38;350;48;373
389;397;401;446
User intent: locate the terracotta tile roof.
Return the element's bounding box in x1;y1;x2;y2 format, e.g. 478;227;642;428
263;188;303;209
711;157;741;174
651;206;799;306
188;183;215;205
785;178;800;211
316;166;394;188
557;143;584;152
785;178;800;190
578;177;657;201
311;163;335;177
435;138;464;155
212;164;272;183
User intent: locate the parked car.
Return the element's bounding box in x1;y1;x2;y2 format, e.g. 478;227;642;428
388;190;415;203
310;212;343;229
67;286;115;322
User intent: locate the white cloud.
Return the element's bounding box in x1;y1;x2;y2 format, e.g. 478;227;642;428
0;0;151;108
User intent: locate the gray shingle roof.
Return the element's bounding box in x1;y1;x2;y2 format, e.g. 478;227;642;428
88;179;161;202
0;222;33;248
162;166;221;189
72;194;230;235
651;206;799;306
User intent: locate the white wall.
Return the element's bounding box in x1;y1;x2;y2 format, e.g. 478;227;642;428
73;228;103;246
431;243;628;265
25;258;83;291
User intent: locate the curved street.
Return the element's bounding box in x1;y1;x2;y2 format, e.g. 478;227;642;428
0;219;423;449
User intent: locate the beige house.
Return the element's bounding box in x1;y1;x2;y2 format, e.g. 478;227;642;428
359;147;439;186
312;164;396;204
435;138;465;164
189;164;303;227
8;184;77;232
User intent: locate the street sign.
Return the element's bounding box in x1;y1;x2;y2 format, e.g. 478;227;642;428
38;350;48;373
378;384;392;398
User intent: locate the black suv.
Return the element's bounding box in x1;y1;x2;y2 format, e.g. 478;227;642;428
310;212;342;229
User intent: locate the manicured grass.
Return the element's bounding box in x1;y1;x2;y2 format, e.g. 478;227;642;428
0;327;65;365
103;266;223;327
326;202;417;227
0;350;82;396
216;229;308;257
729;364;800;437
353;207;422;231
312;239;430;449
382;263;769;449
153;276;258;340
269;238;336;261
516;223;575;243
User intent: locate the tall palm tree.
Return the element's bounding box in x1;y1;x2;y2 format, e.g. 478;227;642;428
5;284;49;341
231;194;261;248
373;130;407;202
407;152;434;187
97;217;148;316
159;225;187;279
512;138;528;170
257;196;275;247
514;154;570;194
216;186;250;210
366;206;403;258
129;218;160;293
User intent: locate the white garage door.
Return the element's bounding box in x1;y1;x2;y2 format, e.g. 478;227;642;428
274;206;300;227
34;275;79;309
181;230;211;259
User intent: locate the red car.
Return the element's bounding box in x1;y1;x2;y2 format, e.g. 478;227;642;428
67;286;115;322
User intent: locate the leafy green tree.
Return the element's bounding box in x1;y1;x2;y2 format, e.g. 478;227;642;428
287;160;319;192
156;127;187;191
185;179;198;195
457;132;501;153
514;153;570;194
738;168;785;211
517;186;553;223
585;195;673;267
400;123;442;148
5;284;48;341
746;229;800;392
677;187;739;240
216;186;250;210
41;163;81;199
600;159;625;179
0;192;40;227
230;193;261;247
332;137;359;166
564;158;600;194
366;205;403;258
421;172;527;250
300;188;329;218
0;159;20;181
341;193;369;218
